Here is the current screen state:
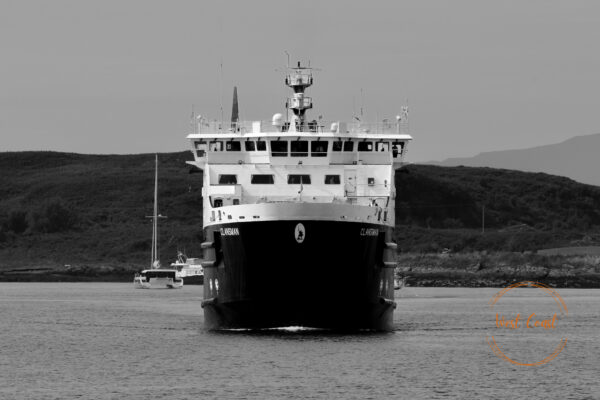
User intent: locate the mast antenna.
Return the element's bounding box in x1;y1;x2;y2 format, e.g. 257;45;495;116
218;17;224;129
360;88;364;119
219;58;224;129
191;104;196;134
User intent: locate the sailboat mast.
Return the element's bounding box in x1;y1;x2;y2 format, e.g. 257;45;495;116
152;154;159;268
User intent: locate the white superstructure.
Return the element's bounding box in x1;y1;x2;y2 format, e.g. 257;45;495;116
186;62;411;229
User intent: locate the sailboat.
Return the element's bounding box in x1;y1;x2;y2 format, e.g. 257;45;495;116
133;154;184;289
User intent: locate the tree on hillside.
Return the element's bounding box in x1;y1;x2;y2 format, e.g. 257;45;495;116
30;198;78;233
6;210;29;234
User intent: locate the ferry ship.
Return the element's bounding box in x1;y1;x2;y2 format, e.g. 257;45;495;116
186;62;411;330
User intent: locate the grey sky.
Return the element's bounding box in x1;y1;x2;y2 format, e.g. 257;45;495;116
1;0;599;162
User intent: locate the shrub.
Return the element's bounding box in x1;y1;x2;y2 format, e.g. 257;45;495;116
6;210;29;234
442;218;464;229
30;198;78;233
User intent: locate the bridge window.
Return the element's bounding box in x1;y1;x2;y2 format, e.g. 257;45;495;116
392;142;404;158
226;141;241;151
256;140;267;151
287;174;311;184
376;142;389;152
291;140;308;157
245;141;255;151
209;141;223;152
213;198;223;208
218;174;237;184
332;141;343;152
311;141;328;157
251;174;275;184
358;141;373;152
270;140;288;157
195;140;207;157
343;141;354;152
324;175;341;184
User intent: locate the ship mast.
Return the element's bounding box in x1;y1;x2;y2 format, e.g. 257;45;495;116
147;154;166;269
285;61;313;132
231;86;239;128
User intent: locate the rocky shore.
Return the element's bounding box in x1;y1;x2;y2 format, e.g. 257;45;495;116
0;264;139;282
397;252;600;288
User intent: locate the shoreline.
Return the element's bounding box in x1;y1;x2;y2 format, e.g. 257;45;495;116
0;265;136;283
401;274;600;288
397;252;600;288
2;251;600;288
2;269;600;289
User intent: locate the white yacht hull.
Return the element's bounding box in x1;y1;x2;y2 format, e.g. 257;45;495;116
133;276;183;289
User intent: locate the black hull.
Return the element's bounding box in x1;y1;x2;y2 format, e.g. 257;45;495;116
182;275;204;285
201;220;396;331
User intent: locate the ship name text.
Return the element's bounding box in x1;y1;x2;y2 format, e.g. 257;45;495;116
220;227;240;236
360;228;379;237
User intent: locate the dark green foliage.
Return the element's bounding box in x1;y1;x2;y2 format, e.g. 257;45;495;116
0;151;203;268
396;165;600;230
394;164;600;252
6;210;29;233
1;152;600;267
395;226;585;253
29;198;78;233
395;167;480;227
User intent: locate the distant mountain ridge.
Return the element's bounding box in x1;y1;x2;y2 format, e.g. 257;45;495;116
430;133;600;186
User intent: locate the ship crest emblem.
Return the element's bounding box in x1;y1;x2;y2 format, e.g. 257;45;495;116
294;223;305;243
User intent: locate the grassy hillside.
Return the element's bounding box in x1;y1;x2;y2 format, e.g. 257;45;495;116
396;164;600;230
394;165;600;252
0;151;203;269
1;153;600;271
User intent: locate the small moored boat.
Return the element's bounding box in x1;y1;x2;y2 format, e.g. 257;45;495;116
134;269;183;289
133;154;183;289
170;252;204;285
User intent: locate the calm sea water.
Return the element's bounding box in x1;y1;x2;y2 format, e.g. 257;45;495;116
0;283;598;399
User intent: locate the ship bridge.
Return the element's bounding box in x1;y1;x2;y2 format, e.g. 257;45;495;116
186;62;412;228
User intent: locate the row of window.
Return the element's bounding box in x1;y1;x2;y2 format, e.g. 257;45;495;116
217;174;341;185
199;139;404;156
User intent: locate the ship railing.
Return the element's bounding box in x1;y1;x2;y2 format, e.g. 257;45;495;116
346;184;391;201
251;196;351;204
249;193;390;206
345;121;409;135
195;120;409;135
346;183;391;192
